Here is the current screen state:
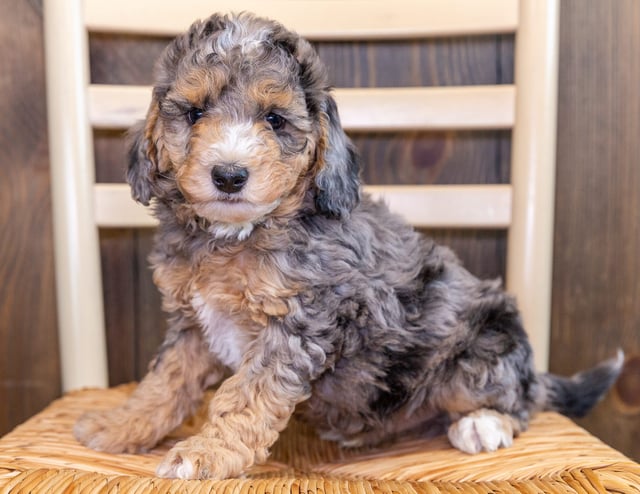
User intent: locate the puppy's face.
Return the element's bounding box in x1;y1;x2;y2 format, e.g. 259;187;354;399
163;34;315;226
128;13;361;236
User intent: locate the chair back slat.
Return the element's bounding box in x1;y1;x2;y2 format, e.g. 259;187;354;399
85;0;519;39
89;84;516;131
94;184;512;230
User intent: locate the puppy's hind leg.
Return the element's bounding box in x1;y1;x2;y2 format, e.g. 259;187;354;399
74;328;219;453
447;409;521;454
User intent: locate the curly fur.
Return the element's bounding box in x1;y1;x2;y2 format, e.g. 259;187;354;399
74;12;623;479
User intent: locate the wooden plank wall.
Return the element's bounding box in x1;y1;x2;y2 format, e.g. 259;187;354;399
0;0;638;462
550;0;640;460
0;1;61;433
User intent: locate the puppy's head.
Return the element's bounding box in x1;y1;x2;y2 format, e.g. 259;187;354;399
127;12;361;238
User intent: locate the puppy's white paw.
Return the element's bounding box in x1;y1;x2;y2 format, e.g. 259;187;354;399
156;435;251;480
447;409;514;454
156;453;196;479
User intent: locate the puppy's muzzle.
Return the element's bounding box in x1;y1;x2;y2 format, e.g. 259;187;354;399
212;165;249;194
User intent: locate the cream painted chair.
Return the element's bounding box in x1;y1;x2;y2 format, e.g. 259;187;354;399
47;0;556;394
3;1;637;492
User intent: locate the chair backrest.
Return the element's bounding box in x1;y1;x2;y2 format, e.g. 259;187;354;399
43;0;559;391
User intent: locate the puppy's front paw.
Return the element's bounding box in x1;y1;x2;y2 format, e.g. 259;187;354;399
74;409;159;454
447;409;514;454
156;436;250;480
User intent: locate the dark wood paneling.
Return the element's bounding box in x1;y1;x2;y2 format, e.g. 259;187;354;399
316;37;512;88
90;35;169;85
356;130;510;186
100;229;166;384
100;229;137;385
94;129;129;183
134;230;167;379
551;0;640;460
0;0;61;434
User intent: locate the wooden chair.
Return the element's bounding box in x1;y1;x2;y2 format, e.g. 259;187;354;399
1;0;638;492
50;0;555;393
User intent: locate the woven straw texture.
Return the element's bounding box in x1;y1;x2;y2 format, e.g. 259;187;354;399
0;384;638;493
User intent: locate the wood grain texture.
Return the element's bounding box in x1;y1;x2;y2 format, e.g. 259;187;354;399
551;0;640;460
133;230;166;379
99;230;136;385
0;0;61;434
99;229;165;384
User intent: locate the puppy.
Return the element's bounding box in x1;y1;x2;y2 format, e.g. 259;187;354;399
74;12;622;480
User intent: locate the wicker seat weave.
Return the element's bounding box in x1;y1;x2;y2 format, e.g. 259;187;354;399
1;385;638;493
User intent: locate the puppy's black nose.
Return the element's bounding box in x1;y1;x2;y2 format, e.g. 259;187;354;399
211;166;249;194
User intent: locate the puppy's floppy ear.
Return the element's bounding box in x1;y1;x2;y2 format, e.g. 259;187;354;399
313;95;362;219
278;32;361;219
126;95;164;206
126;14;223;206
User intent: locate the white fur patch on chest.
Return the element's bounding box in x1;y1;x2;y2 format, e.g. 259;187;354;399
191;293;251;371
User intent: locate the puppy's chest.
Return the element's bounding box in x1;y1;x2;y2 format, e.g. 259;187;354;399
191;292;250;371
193;251;297;322
158;249;299;367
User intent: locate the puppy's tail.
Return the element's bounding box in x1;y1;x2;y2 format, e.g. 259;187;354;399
537;350;624;417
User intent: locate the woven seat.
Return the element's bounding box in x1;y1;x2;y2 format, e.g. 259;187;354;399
1;385;639;493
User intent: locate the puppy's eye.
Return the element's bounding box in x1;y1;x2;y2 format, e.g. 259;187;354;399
187;108;204;125
265;112;286;131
